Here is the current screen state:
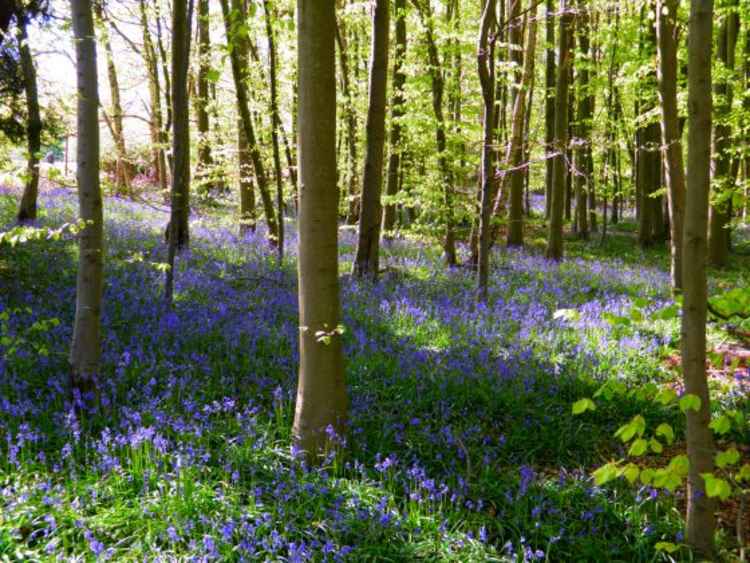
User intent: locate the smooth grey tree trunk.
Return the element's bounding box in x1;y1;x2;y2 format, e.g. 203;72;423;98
682;0;716;555
546;0;572;261
69;0;104;397
293;0;348;459
354;0;390;278
15;13;42;223
656;0;686;291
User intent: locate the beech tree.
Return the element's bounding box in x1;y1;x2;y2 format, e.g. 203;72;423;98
708;3;739;267
69;0;104;396
546;0;572;261
681;0;716;555
293;0;347;457
656;0;685;290
14;7;41;222
382;0;407;235
164;0;194;305
354;0;389;278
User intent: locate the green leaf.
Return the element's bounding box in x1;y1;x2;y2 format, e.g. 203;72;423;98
709;414;732;435
715;448;740;469
629;438;648;456
738;464;750;482
702;473;732;501
615;415;646;442
655;423;675;445
679;394;702;413
640;468;655;485
654;542;680;554
206;68;221;82
655;304;680;321
654;388;677;406
668;455;690;477
592;462;619;486
572;398;596;415
621;463;640;484
629;307;644;322
633;297;649;309
649;438;663;454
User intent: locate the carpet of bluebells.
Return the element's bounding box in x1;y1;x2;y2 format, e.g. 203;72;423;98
0;186;745;561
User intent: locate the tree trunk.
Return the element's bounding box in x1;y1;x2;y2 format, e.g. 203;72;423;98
15;13;42;223
335;13;360;224
237;116;256;234
195;0;215;193
139;0;168;197
682;0;716;556
263;0;285;262
708;6;739;267
354;0;389;278
412;0;457;266
69;0;104;398
220;0;278;244
546;0;572;261
382;0;407;235
574;0;591;241
656;0;686;290
165;0;194;305
94;3;130;195
544;0;555;220
477;0;496;299
506;12;537;247
293;0;348;459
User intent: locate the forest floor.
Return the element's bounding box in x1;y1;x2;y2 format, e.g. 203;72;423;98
0;184;748;562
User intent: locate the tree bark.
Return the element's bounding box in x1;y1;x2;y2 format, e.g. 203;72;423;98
506;11;537;247
682;0;716;556
546;0;572;261
94;2;130;195
263;0;285;262
220;0;279;244
194;0;215;192
69;0;104;398
382;0;407;235
15;13;41;223
354;0;389;278
544;0;555;220
412;0;457;266
293;0;348;459
477;0;496;299
334;12;360;225
656;0;686;290
573;0;591;241
165;0;194;305
139;0;168;196
708;5;739;267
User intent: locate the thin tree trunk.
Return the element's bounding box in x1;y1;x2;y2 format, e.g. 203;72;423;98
708;5;739;267
412;0;457;266
354;0;390;278
195;0;215;192
506;12;537;247
546;0;572;261
237;116;256;233
15;13;41;222
544;0;555;220
220;0;278;244
139;0;168;196
164;0;194;305
263;0;285;262
382;0;407;235
574;0;591;240
69;0;104;398
94;3;130;195
477;0;496;299
293;0;347;459
656;0;686;290
682;0;716;556
335;13;360;224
